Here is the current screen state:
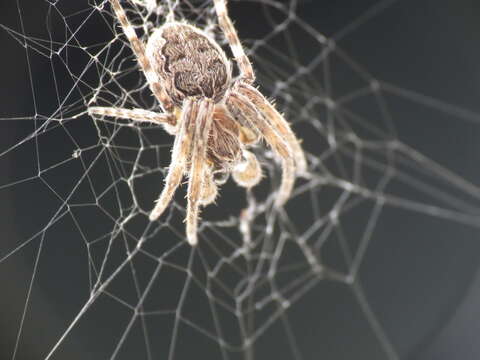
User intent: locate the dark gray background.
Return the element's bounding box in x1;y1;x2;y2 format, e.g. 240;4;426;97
1;0;480;359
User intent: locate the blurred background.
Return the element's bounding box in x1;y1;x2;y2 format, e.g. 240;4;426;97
1;0;480;359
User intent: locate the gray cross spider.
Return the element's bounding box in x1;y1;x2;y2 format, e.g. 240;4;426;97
88;0;306;245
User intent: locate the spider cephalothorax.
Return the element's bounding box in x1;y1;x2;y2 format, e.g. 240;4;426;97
88;0;307;245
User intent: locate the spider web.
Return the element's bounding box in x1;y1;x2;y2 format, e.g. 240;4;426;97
1;0;480;359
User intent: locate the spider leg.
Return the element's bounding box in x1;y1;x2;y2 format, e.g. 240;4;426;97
149;99;197;222
237;83;307;175
213;0;255;84
185;99;215;245
200;168;218;206
88;106;177;134
227;93;295;207
108;0;174;112
88;106;176;126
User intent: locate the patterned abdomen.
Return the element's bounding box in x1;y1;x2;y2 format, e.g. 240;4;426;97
147;23;231;106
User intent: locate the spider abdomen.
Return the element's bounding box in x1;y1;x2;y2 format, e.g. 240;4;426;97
147;23;231;106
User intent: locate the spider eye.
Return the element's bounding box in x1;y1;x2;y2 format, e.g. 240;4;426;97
213;171;229;185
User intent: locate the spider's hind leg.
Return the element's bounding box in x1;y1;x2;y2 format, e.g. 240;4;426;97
213;0;255;84
108;0;174;112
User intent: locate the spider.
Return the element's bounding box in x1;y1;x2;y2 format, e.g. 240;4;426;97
88;0;306;245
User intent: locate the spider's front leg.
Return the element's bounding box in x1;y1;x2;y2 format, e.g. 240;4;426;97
148;100;197;222
227;92;296;207
185;99;215;245
200;169;218;206
237;84;307;175
145;98;214;246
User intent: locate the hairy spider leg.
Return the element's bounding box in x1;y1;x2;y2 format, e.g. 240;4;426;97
88;107;176;127
185;99;215;245
238;83;307;175
149;99;197;222
109;0;174;112
213;0;255;84
227;93;295;207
